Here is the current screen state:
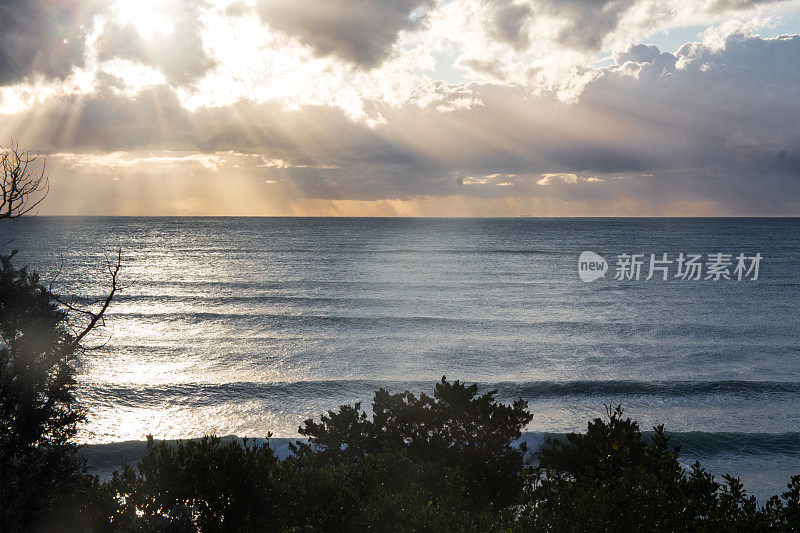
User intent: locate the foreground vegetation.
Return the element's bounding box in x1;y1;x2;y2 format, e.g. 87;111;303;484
90;392;800;532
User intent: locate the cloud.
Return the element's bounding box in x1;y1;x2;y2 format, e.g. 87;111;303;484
2;20;800;214
537;173;580;185
459;173;518;186
96;0;215;85
409;82;482;112
254;0;433;68
614;43;673;65
445;0;792;95
52;151;227;171
0;0;214;89
490;0;534;49
540;0;635;52
0;0;104;85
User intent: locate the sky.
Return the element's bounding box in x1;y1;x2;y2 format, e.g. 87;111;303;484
1;0;799;216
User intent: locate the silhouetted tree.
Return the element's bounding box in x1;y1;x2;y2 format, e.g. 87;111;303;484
71;394;800;532
520;404;800;531
0;142;121;531
0;252;122;531
293;377;533;510
96;380;531;532
1;141;49;220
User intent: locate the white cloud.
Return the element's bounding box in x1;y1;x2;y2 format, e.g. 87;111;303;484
536;174;604;185
460;173;518;186
52;151;228;171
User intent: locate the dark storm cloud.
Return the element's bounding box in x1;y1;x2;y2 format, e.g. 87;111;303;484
0;0;105;85
254;0;433;68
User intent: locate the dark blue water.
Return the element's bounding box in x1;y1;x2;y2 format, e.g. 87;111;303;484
4;217;799;501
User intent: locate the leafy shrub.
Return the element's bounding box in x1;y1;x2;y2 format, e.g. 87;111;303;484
520;405;800;532
0;251;87;531
101;379;529;532
293;376;533;510
107;436;280;532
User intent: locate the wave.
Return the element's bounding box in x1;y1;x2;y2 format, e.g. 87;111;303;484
111;294;428;306
525;431;800;458
78;431;800;458
119;279;553;290
106;312;522;326
98;311;788;339
128;247;558;255
659;431;800;457
495;380;800;397
78;379;800;409
78;430;800;481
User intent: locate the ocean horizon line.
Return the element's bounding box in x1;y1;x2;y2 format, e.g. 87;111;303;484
23;214;800;220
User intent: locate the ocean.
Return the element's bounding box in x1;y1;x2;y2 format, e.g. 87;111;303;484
4;217;799;501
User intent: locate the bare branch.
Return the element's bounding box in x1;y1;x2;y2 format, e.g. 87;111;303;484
51;250;123;350
1;140;50;220
48;254;64;293
73;249;122;347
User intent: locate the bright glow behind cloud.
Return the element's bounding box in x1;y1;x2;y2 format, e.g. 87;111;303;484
114;0;175;39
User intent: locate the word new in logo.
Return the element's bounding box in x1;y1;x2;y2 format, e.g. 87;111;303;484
578;251;608;282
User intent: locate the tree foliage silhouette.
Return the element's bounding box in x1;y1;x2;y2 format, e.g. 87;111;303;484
521;405;800;531
0;142;121;531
